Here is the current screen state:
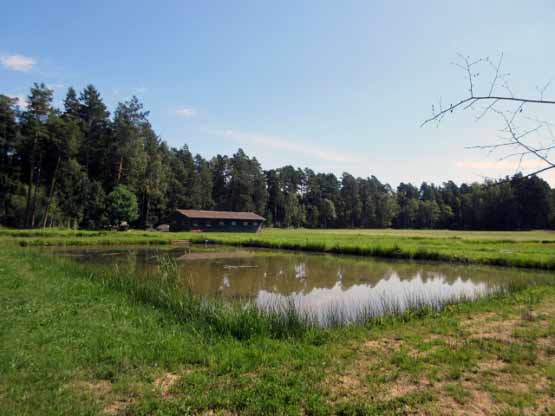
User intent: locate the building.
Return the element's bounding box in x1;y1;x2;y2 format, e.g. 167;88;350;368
168;209;265;232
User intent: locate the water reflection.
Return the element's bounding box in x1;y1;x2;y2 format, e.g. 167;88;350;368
257;273;490;323
49;245;546;323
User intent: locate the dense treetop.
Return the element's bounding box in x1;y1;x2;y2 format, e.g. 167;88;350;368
1;84;554;229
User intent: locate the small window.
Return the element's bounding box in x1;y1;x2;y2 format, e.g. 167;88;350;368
192;221;199;227
231;221;237;226
219;221;224;226
206;222;211;227
243;221;249;226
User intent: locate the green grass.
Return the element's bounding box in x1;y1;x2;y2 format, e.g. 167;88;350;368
191;228;555;270
2;228;555;414
1;241;555;414
3;227;555;270
193;228;555;270
0;244;328;415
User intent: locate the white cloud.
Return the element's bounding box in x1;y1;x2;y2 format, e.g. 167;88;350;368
224;130;363;164
175;107;196;117
7;94;29;108
1;54;36;71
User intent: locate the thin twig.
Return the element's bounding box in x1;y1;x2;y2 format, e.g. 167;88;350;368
421;95;555;127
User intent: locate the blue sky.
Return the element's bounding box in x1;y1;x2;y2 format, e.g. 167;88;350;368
2;1;555;185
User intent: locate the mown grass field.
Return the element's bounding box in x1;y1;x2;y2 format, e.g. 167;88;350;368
1;228;555;414
3;227;555;270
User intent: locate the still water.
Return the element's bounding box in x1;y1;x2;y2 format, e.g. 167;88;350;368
49;245;547;323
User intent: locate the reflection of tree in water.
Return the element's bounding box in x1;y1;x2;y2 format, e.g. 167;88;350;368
167;250;502;297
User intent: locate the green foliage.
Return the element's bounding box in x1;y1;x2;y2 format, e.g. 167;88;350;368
1;83;554;231
106;185;139;224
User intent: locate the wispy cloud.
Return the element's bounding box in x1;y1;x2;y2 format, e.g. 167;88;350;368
454;159;547;171
7;94;29;108
1;54;36;71
175;107;197;117
47;83;66;91
224;130;362;163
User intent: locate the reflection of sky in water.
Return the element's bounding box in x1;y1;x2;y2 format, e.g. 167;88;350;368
295;263;306;279
256;273;491;324
51;245;539;324
219;275;231;291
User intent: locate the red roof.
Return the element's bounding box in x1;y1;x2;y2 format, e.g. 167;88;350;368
176;209;265;221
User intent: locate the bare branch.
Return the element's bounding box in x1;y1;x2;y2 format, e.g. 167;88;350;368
490;165;555;187
537;80;552;101
498;144;555;161
494;109;555;170
465;142;516;150
475;98;500;121
423;53;555;183
487;53;504;96
421;95;555;127
515;153;524;175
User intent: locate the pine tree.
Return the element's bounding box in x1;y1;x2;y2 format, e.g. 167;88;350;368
78;85;111;182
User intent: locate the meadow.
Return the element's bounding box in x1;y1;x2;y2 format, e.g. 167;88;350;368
1;228;555;414
4;227;555;270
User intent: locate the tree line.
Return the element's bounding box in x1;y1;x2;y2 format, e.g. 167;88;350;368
1;83;554;230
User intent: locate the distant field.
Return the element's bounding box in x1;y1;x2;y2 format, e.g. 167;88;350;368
3;227;555;270
192;228;555;270
294;228;555;241
3;226;555;240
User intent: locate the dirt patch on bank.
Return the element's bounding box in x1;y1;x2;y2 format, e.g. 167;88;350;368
461;313;519;342
154;372;180;399
74;380;112;397
325;304;555;414
68;379;134;415
104;399;134;415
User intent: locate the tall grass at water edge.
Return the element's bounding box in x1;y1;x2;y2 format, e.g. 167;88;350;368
19;246;554;339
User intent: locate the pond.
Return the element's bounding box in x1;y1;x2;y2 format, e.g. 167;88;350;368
48;244;550;324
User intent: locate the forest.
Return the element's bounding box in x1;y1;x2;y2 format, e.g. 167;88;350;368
1;83;554;230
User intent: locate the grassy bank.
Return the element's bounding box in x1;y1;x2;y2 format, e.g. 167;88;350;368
1;243;555;414
0;228;173;246
3;227;555;270
191;231;555;270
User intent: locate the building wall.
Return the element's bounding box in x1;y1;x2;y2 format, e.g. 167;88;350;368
167;212;187;231
168;213;262;232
